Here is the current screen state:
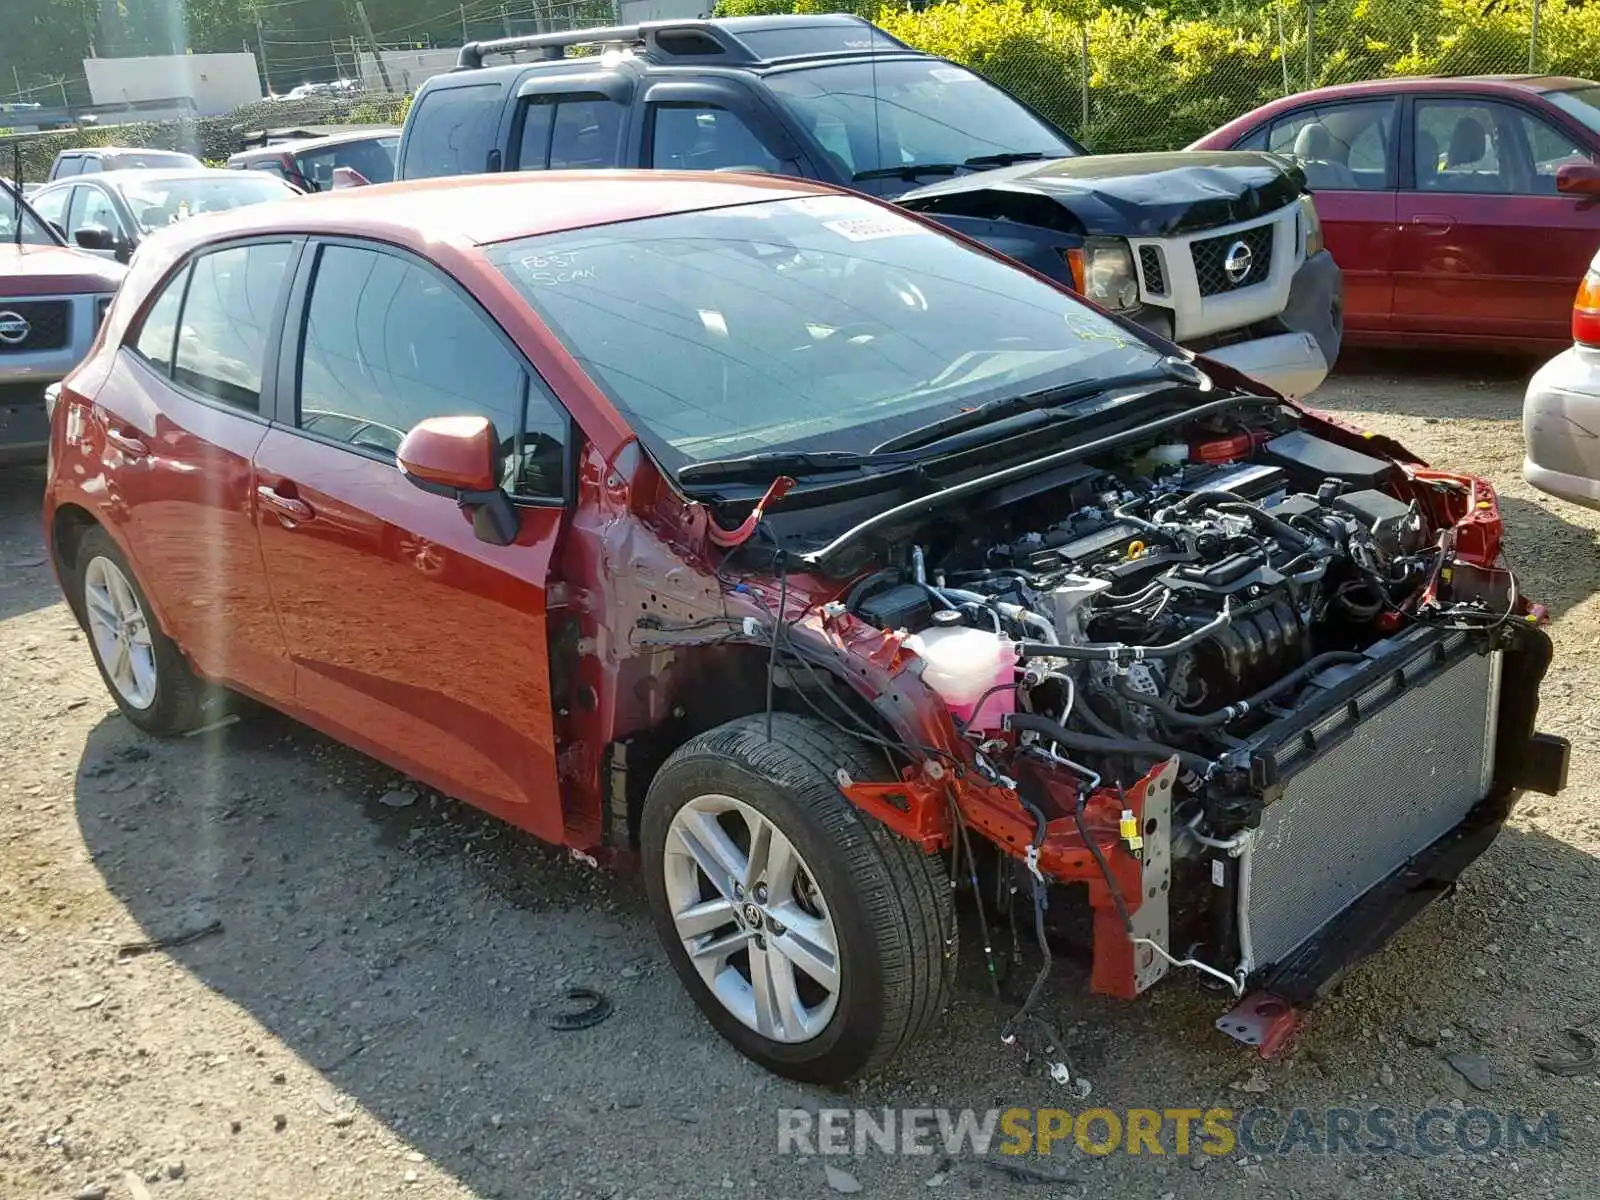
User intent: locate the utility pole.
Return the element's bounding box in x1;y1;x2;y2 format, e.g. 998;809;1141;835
1529;0;1542;71
355;1;394;91
1304;0;1314;90
501;5;513;36
255;9;273;95
11;67;21;101
461;3;469;43
1276;2;1289;94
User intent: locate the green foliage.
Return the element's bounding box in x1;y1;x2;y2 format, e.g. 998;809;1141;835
762;0;1596;152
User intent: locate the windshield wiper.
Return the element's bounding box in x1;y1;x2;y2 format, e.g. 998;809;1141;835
960;151;1061;168
677;449;883;486
851;152;1065;184
851;162;965;183
872;356;1207;455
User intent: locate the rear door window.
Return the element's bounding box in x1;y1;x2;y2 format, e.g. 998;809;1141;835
548;98;626;169
171;242;294;412
400;83;502;179
132;266;190;375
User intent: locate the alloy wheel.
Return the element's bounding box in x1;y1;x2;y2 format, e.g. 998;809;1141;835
662;793;840;1043
83;555;158;710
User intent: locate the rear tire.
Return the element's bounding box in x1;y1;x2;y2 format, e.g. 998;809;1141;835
74;526;205;736
641;713;956;1083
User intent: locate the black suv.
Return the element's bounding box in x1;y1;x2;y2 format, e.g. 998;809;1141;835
397;14;1343;397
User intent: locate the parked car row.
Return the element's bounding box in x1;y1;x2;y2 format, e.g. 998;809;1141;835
25;15;1575;1086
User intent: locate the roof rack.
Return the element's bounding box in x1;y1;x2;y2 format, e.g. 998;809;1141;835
457;21;747;69
456;14;902;69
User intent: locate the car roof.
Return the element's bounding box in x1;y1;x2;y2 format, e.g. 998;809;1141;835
36;168;283;196
229;128;401;159
61;146;201;158
1261;74;1595;103
141;171;835;252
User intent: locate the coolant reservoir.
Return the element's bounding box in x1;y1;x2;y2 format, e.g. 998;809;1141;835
904;616;1016;731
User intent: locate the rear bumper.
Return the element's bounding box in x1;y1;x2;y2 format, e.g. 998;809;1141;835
1523;344;1600;510
1201;329;1328;400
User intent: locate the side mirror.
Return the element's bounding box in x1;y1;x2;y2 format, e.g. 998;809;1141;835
74;225;116;252
1556;161;1600;197
396;415;519;546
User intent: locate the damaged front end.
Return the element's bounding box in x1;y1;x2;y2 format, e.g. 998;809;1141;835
655;396;1569;1058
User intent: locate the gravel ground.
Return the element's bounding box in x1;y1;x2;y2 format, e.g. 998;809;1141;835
3;352;1599;1200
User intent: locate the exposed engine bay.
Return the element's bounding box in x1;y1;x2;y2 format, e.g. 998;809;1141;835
822;407;1561;1032
638;393;1567;1074
846;421;1501;767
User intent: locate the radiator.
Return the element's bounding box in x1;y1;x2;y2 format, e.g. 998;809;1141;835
1240;639;1502;970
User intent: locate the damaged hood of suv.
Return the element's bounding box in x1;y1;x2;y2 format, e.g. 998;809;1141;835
897;150;1306;238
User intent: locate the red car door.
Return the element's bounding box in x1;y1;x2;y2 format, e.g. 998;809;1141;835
1242;98;1400;336
89;239;299;703
1395;94;1600;346
252;239;569;840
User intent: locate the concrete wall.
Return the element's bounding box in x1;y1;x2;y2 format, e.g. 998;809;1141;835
83;54;263;117
355;49;460;94
617;0;713;21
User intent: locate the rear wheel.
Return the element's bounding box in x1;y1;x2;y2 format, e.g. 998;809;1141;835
641;713;956;1082
75;527;205;736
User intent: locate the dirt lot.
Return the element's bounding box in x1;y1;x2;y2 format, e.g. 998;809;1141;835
3;353;1600;1200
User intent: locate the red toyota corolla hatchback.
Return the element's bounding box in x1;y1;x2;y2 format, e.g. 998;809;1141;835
1192;76;1600;352
42;172;1566;1083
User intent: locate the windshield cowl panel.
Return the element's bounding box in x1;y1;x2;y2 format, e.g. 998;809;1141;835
487;194;1164;476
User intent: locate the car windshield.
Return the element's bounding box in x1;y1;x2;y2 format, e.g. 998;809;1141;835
766;59;1078;185
488;194;1163;471
120;175;295;231
1545;85;1600;137
0;184;62;246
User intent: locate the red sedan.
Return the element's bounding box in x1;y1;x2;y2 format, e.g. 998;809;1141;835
1192;76;1600;352
41;171;1566;1082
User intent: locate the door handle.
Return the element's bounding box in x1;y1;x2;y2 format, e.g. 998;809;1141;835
104;427;148;458
1410;214;1455;231
256;484;314;523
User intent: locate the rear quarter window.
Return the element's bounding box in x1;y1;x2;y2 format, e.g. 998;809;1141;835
400;83;503;179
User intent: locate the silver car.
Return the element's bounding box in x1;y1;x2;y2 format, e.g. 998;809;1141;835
1524;246;1600;510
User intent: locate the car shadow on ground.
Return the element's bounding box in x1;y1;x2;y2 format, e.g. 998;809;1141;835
1498;494;1600;622
1318;349;1540;420
0;465;58;623
72;704;1600;1194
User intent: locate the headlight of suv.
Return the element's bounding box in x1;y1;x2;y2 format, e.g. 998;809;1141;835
1299;194;1324;258
1069;237;1140;311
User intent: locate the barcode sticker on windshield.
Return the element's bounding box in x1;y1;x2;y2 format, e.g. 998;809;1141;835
824;215;923;242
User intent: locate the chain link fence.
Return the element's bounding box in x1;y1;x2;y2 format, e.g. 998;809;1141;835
868;0;1589;153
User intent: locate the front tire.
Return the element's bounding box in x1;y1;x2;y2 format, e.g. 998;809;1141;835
641;714;956;1083
75;526;205;736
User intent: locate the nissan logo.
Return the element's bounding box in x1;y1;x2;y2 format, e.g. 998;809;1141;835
0;310;29;345
1223;241;1254;285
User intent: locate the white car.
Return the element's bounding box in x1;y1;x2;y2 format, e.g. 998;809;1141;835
1523;248;1600;510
